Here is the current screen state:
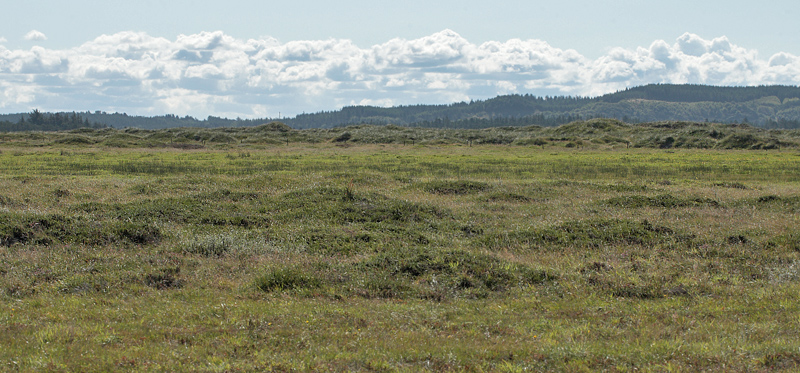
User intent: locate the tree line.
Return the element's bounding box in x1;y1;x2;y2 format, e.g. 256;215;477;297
0;110;106;132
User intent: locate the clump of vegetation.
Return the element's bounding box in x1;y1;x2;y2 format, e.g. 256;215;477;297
333;132;352;142
0;194;14;206
73;195;270;228
251;248;556;299
269;186;453;254
274;186;449;225
484;219;691;250
356;247;556;299
418;180;492;195
255;267;321;293
299;227;377;255
0;212;161;246
481;191;532;202
144;267;183;290
182;233;238;257
513;137;548;146
54;135;96;145
713;181;748;189
248;121;293;133
748;195;800;212
601;194;720;208
768;233;800;252
716;133;766;149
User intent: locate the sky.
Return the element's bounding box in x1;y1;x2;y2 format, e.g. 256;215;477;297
1;0;799;119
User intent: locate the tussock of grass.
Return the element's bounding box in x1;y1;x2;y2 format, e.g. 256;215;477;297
768;233;800;252
252;248;556;299
0;194;14;206
144;267;183;290
0;211;161;246
418;180;492;195
482;192;531;203
762;352;800;369
756;195;800;205
53;135;96;145
300;227;377;255
58;275;111;294
579;261;682;299
255;267;321;292
356;248;557;298
73;195;270;228
601;193;720;208
484;218;691;250
181;233;239;257
275;186;449;225
713;181;749;189
740;195;800;212
270;186;454;255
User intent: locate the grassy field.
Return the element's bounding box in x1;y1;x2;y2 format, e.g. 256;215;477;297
1;137;800;371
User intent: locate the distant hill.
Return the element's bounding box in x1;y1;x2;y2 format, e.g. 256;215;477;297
282;84;800;129
599;84;800;103
2;84;800;131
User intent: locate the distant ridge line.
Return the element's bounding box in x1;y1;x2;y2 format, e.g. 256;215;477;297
2;84;800;130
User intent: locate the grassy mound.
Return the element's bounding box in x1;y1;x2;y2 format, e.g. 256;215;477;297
484;219;692;250
602;194;720;208
254;248;556;300
0;212;161;246
418;180;492;195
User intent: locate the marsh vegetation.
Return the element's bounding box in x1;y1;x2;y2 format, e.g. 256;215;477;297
1;122;800;371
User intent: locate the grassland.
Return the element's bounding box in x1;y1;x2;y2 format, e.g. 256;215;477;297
1;123;800;371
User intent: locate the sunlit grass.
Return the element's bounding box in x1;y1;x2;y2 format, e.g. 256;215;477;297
1;141;799;371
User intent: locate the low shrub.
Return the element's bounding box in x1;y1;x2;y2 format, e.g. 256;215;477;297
255;268;321;292
419;180;492;195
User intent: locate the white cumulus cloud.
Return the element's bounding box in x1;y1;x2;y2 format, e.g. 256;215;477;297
24;30;48;41
0;30;798;118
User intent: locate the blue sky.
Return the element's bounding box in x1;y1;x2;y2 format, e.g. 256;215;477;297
1;0;799;118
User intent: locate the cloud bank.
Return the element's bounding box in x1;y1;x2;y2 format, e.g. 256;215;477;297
1;30;799;118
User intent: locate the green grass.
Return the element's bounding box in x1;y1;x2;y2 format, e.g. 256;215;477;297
1;137;799;371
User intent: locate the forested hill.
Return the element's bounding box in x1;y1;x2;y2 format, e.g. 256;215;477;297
598;84;800;103
284;84;800;129
2;84;800;131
